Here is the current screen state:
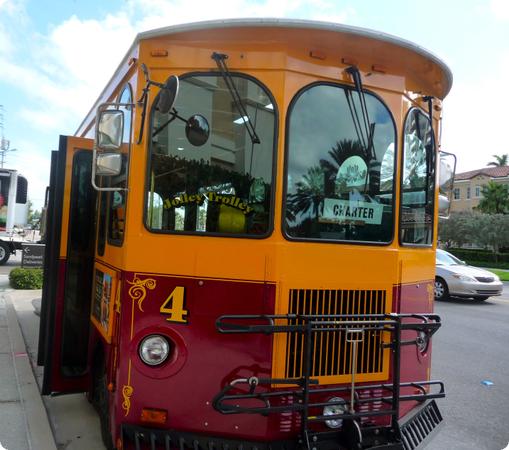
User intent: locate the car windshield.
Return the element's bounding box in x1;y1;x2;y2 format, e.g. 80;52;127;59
436;250;464;266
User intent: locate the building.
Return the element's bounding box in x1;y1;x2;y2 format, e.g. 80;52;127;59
451;166;509;212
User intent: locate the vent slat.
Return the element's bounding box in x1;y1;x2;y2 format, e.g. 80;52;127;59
284;289;387;379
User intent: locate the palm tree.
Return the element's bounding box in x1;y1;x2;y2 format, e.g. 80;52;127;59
475;181;509;214
487;154;508;167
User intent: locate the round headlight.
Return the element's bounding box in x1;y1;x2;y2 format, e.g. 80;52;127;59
323;397;347;429
139;335;170;366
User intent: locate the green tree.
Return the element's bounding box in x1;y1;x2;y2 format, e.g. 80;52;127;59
487;154;508;167
438;212;476;248
472;214;509;259
25;199;41;227
475;181;509;214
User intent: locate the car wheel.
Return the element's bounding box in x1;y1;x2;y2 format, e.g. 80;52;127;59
0;241;10;265
434;277;449;301
473;296;489;301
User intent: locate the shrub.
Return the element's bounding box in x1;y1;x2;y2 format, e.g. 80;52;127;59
9;268;43;289
447;248;509;269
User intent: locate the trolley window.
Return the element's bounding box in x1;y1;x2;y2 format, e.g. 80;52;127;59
400;108;435;245
146;74;276;237
284;84;396;243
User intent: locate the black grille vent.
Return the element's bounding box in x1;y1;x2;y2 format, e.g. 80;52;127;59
400;401;443;450
475;276;494;283
285;289;387;379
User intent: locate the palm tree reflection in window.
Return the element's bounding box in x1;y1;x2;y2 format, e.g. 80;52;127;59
286;138;393;241
286;165;324;224
287;139;375;220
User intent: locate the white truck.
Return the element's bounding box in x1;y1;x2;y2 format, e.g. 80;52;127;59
0;168;33;264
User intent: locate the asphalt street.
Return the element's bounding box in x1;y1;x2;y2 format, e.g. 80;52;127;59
428;289;509;450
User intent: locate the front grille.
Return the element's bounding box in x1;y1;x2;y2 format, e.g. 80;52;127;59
285;289;387;380
400;400;443;450
475;276;495;283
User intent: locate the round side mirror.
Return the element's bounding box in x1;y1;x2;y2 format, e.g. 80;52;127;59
156;75;179;114
185;114;210;147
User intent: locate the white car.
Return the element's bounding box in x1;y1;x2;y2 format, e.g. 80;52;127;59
435;249;503;301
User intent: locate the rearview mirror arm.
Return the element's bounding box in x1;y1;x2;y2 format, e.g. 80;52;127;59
136;63;167;145
152;108;187;138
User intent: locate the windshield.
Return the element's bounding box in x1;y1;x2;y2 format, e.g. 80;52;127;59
146;74;276;236
284;83;396;243
436;250;463;266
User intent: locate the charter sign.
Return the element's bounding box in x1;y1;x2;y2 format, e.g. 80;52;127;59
321;199;383;224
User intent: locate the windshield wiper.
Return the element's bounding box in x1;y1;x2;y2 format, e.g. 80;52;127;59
211;52;260;145
345;66;376;162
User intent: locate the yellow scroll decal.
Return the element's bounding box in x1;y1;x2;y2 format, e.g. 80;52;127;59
122;360;134;417
127;275;157;312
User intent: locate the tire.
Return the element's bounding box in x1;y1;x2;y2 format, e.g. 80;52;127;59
92;355;115;450
434;277;449;301
0;241;10;265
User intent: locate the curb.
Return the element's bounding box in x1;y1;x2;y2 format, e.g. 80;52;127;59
4;294;57;450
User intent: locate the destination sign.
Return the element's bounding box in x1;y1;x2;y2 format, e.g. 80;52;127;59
321;199;383;225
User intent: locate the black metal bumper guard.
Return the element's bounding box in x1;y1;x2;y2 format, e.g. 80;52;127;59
211;313;445;450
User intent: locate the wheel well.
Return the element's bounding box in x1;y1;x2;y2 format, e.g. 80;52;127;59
0;240;14;252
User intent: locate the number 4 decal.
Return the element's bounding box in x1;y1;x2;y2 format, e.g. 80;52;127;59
160;286;188;323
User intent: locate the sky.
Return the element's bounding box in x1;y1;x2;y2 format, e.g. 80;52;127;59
0;0;508;210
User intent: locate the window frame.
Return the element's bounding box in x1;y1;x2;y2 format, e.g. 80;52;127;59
282;81;398;246
143;71;279;239
398;107;436;248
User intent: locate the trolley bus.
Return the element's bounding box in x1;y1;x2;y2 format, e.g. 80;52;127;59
38;19;456;450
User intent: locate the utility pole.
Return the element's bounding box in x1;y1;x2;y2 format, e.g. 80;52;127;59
0;105;16;168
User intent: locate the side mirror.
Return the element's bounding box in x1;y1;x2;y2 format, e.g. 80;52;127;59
96;110;124;151
156;75;179;114
438;151;457;218
438;194;450;215
186;114;210;147
96;153;122;176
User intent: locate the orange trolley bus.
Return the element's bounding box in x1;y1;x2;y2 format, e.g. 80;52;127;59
38;19;456;450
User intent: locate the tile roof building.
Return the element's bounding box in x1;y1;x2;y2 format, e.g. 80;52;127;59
451;166;509;212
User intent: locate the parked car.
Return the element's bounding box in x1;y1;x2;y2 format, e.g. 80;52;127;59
435;249;503;301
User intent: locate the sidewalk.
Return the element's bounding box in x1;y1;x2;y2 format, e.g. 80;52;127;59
0;285;56;450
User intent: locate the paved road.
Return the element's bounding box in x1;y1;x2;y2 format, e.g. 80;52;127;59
0;252;23;275
428;289;509;450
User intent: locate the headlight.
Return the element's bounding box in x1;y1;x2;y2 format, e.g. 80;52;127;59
139;335;170;366
323;397;347;429
452;273;476;282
